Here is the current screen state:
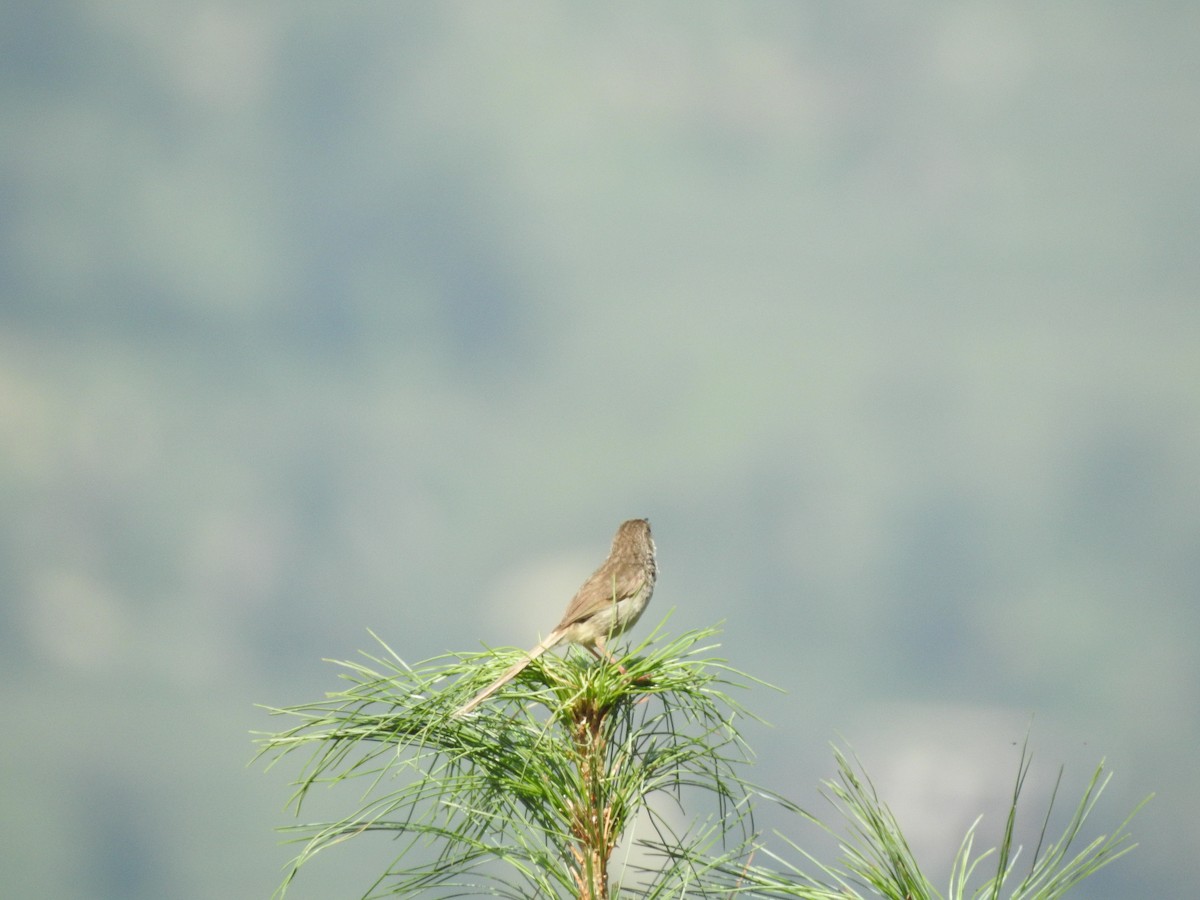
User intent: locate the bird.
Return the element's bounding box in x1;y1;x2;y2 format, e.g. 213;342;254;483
454;518;657;717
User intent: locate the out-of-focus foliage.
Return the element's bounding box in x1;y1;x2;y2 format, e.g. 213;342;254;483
1;5;1195;898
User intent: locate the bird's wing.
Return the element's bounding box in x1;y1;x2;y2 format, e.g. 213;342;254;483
556;561;644;630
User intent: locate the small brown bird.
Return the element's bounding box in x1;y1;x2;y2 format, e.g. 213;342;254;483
454;518;657;716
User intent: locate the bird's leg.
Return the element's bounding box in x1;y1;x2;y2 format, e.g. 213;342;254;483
587;637;627;673
587;638;655;689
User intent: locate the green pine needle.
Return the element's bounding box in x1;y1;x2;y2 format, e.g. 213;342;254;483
254;618;1147;899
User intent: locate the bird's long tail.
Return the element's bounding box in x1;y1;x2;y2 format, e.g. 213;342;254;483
453;631;563;717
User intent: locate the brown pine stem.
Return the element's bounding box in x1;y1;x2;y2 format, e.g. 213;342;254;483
568;699;615;900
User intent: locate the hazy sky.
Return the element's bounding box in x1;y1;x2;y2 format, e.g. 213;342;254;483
2;5;1197;898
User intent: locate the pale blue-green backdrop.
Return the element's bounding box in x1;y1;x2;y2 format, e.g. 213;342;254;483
2;4;1196;897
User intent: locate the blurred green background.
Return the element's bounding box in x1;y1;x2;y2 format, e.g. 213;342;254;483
2;4;1196;898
